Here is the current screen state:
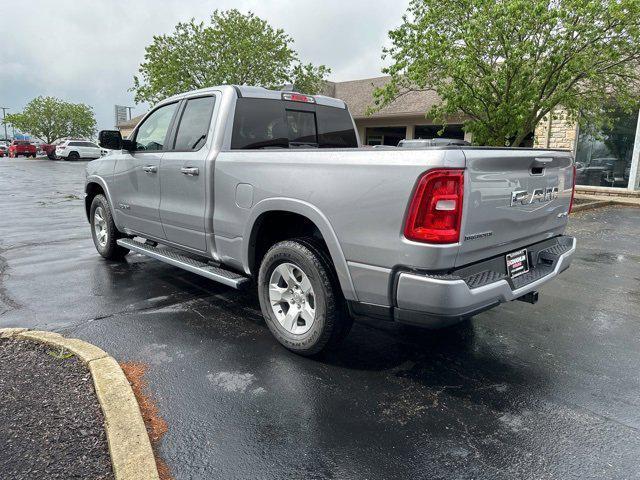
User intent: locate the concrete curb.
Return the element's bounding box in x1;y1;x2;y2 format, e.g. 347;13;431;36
0;328;160;480
574;193;640;207
571;199;614;213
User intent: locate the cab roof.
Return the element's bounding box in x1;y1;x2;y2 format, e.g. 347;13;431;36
160;85;347;109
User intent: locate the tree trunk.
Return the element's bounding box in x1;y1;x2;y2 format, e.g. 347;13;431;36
511;129;532;148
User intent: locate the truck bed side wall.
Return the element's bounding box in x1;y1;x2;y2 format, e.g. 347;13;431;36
213;149;466;304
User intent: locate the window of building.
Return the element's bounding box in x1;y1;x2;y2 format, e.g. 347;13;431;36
415;124;465;140
575;109;639;188
366;135;383;146
365;127;406;146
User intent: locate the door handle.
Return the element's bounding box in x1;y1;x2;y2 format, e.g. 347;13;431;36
181;167;199;176
142;165;157;174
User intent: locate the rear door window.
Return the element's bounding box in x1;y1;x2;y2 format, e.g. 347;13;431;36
173;96;216;151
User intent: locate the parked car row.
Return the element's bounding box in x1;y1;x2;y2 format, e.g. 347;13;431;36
0;140;38;158
56;140;103;160
0;138;104;160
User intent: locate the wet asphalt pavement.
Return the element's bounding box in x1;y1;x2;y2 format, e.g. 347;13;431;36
1;158;640;480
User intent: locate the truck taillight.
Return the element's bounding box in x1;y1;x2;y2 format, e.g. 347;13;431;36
568;164;577;214
404;169;464;244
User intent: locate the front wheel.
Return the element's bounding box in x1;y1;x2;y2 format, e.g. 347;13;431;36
90;195;129;260
257;238;352;356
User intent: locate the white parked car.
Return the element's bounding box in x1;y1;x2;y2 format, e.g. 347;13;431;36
56;140;102;160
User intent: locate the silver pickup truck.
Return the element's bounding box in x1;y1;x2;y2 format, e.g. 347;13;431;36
87;85;577;355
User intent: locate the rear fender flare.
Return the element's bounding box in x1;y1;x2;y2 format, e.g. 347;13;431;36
242;197;357;301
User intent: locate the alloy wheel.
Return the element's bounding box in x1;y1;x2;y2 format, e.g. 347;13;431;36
93;206;108;247
268;262;316;335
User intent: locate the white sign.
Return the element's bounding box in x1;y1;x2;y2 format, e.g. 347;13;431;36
114;105;128;126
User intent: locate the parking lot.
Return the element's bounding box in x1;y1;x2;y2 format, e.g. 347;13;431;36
1;157;640;479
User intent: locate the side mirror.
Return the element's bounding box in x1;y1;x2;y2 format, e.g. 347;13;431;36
98;130;123;150
121;139;136;151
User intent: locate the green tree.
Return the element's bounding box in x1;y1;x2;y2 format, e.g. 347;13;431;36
4;96;96;143
290;63;332;96
373;0;640;146
132;9;331;104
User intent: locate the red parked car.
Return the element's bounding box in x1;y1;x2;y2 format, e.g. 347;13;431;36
40;142;57;160
8;140;37;158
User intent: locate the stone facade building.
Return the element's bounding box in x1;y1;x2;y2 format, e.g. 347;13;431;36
533;109;578;151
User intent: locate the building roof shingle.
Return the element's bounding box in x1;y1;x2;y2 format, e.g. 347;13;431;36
326;76;441;119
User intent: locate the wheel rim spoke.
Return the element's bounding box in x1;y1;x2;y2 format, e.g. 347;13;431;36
300;304;315;323
299;275;312;294
282;306;300;331
269;285;286;304
276;263;295;287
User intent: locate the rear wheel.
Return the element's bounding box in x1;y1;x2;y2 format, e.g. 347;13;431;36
90;194;129;260
68;151;80;161
47;151;56;160
258;238;352;356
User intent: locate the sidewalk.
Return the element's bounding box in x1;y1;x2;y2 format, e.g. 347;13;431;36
575;186;640;204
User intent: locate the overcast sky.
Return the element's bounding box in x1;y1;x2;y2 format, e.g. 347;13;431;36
0;0;410;134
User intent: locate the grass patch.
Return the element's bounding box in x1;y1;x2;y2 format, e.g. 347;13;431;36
46;347;74;360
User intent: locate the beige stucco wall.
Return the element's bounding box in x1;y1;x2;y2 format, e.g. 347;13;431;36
118;127;135;139
534;109;578;151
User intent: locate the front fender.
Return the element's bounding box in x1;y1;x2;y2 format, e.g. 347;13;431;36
242;197;358;302
84;174;116;222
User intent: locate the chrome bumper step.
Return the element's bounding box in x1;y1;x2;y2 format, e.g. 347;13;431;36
117;238;250;289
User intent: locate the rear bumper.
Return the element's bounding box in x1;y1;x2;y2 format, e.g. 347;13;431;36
388;235;576;328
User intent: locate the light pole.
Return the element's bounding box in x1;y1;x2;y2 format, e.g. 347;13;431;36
0;107;9;141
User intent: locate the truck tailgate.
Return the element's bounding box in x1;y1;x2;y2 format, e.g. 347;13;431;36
456;149;574;267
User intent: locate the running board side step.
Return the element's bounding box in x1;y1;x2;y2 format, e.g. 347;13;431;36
117;239;250;290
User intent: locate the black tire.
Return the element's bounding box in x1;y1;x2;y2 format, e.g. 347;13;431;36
47;151;56;160
257;237;352;356
68;151;80;161
89;194;129;260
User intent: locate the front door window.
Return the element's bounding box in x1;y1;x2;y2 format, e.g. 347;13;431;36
134;103;178;151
